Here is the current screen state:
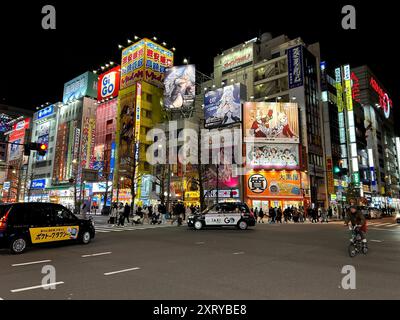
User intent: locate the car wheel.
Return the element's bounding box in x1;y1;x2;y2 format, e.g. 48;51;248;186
80;231;91;244
238;220;248;230
194;221;203;230
10;236;27;254
362;246;368;255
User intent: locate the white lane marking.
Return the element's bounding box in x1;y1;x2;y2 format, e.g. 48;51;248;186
195;242;205;245
94;230;111;233
104;267;140;276
12;260;52;267
233;252;245;255
370;240;383;243
382;224;398;228
82;252;112;258
373;223;392;226
97;228;124;232
11;282;64;293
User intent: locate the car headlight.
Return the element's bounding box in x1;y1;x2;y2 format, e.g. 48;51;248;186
188;215;194;220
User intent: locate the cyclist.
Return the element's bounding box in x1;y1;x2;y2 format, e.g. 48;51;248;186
345;205;368;248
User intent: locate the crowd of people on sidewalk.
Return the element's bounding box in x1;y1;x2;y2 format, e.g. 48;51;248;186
107;201;200;227
251;206;336;224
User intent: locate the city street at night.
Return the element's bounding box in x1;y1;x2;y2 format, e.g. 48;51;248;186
1;218;399;300
2;1;400;307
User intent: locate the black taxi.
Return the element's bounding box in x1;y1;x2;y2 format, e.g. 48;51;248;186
187;202;256;230
0;202;95;254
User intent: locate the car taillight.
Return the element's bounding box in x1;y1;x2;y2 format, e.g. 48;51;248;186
0;210;10;231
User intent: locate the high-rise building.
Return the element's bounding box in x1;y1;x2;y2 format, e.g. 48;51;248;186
26;103;61;202
205;33;325;209
351;65;400;209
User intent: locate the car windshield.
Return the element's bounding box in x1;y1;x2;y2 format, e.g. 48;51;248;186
0;204;12;219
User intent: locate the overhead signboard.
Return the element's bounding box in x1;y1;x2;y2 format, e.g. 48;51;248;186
221;46;253;74
243;102;299;143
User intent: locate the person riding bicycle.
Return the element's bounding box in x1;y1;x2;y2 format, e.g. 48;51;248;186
345;205;368;248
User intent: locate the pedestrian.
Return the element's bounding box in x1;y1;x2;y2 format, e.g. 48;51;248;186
276;207;282;223
143;206;150;224
254;207;259;221
258;208;265;223
284;207;289;223
117;203;125;226
108;203;117;225
293;207;299;223
299;207;304;223
268;207;274;223
123;203;130;224
311;207;318;223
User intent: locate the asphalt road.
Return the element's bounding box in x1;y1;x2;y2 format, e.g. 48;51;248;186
0;218;399;300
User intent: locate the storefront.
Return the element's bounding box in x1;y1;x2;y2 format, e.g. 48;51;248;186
184;191;200;207
47;186;75;210
245;170;306;211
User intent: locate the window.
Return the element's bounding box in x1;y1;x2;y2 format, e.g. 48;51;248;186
146;93;153;103
53;205;77;224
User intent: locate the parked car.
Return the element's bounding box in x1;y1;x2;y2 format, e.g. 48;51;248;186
187;202;256;230
368;207;382;219
0;202;95;254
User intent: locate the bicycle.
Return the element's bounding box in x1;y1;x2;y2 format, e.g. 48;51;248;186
348;225;368;257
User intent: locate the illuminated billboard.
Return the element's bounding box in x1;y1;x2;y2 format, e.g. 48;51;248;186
117;86;136;169
288;45;304;89
246;143;300;169
121;38;173;89
97;66;121;101
243;102;299;143
163;65;195;109
63;72;98;104
204;83;243;129
8;118;30;161
221;45;253;74
245;170;302;199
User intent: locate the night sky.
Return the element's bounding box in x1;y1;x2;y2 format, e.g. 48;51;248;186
0;1;397;119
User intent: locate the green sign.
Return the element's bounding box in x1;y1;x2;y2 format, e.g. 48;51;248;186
352;173;360;184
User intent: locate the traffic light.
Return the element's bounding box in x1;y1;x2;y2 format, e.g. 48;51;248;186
24;142;48;156
333;166;341;174
37;143;48;156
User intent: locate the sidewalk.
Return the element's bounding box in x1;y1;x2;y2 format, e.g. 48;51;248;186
79;214;186;227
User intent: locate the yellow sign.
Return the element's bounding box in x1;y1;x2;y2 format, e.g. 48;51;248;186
185;191;200;199
335;83;344;113
29;226;79;244
344;79;353;111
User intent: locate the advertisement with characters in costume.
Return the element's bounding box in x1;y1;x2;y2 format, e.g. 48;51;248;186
243;102;299;143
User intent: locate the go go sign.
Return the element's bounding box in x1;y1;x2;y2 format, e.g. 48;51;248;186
97;66;120;101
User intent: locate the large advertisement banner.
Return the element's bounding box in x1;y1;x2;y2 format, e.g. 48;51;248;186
118;87;136;169
121;40;145;89
245;170;302;199
121;39;173;89
163;65;196;109
63;72;98;104
35;121;50;161
246;144;300;169
288;45;304;89
97;66;121;101
144;39;174;88
221;45;253;74
204;83;242;129
243;102;299;143
8;118;30;161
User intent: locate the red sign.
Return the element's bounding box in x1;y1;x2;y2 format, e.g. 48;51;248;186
370;77;392;118
9;118;30;142
351;72;361;103
97;66;120;101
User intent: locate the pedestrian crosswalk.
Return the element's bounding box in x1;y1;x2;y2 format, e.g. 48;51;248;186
368;221;400;230
95;224;175;233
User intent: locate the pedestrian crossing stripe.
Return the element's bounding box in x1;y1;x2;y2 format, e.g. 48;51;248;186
94;225;175;233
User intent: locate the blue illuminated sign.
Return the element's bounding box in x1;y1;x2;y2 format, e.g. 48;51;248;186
37;105;54;120
30;179;46;190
